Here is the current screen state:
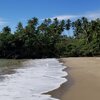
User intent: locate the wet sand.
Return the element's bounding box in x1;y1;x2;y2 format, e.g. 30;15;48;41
49;57;100;100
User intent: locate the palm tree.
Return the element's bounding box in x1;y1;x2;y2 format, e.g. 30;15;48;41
66;19;71;36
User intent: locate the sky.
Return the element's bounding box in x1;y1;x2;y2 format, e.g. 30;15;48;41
0;0;100;32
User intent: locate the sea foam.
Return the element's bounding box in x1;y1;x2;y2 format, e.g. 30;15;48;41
0;59;68;100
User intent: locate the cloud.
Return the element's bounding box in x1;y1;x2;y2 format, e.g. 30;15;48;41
46;11;100;21
0;18;7;26
83;11;100;19
41;15;78;21
50;15;78;20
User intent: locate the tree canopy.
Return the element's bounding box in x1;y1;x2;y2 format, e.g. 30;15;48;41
0;17;100;58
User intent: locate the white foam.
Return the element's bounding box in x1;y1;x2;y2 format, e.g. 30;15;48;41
0;59;68;100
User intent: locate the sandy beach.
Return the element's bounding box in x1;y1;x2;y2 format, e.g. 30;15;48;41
49;57;100;100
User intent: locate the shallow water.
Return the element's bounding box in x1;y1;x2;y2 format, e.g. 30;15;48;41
0;59;68;100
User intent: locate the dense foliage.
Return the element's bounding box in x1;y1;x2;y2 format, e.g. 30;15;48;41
0;17;100;58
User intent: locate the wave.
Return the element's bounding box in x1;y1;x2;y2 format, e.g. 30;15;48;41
0;58;68;100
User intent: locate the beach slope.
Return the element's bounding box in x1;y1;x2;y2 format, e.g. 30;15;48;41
51;57;100;100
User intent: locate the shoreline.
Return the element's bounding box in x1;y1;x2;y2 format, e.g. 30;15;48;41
48;57;100;100
47;58;71;100
47;67;70;99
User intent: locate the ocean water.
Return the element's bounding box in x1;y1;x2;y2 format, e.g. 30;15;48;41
0;59;68;100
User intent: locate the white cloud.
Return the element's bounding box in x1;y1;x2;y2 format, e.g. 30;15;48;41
0;18;7;26
83;11;100;19
46;11;100;21
41;15;78;21
50;15;78;20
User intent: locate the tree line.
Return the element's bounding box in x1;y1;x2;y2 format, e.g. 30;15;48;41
0;17;100;58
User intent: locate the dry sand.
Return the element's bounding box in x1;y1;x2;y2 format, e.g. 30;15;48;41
50;57;100;100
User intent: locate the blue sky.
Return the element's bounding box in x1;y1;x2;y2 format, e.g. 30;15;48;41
0;0;100;32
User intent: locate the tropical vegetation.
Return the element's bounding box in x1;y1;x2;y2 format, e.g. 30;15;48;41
0;17;100;58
